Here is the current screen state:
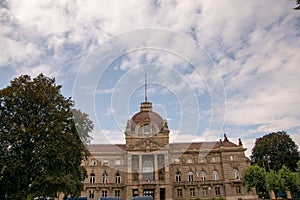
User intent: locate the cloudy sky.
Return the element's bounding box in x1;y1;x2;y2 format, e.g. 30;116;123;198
1;0;299;156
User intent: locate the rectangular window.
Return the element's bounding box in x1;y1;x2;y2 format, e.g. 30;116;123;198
199;154;205;163
115;190;120;197
177;189;182;197
90;175;95;184
103;160;109;166
175;174;181;182
115;159;121;165
174;158;180;164
230;155;237;161
115;176;121;184
203;188;208;196
133;189;139;197
190;188;195;197
215;187;221;196
211;157;216;163
102;190;107;197
90;159;96;166
236;185;242;194
89;190;94;198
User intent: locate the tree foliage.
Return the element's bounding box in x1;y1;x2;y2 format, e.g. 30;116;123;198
242;165;266;195
296;161;300;189
266;170;283;191
278;165;296;191
251;131;300;171
295;0;300;10
0;74;93;199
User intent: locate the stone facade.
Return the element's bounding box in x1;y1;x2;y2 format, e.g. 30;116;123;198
80;101;257;200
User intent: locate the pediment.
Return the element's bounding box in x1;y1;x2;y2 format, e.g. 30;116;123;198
129;138;164;152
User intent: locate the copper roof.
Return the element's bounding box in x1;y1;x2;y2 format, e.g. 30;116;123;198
130;110;164;130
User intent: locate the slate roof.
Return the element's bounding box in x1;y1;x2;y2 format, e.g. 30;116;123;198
87;141;239;153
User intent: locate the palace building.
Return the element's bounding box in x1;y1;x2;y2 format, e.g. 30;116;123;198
80;100;257;200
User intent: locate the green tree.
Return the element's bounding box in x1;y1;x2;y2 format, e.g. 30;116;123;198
242;165;267;197
266;170;283;199
295;0;300;10
296;161;300;190
251;131;300;171
278;165;296;198
0;74;93;199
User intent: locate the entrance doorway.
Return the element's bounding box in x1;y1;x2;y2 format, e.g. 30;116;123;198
160;188;165;200
144;189;154;199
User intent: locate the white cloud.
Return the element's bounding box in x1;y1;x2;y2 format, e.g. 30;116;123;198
13;64;60;79
1;0;299;155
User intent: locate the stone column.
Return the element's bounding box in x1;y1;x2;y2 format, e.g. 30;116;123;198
155;185;159;200
139;154;143;181
128;154;132;183
154;154;158;181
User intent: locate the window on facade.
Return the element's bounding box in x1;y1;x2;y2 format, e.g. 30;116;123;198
115;159;121;165
213;170;219;181
103;160;109;166
115;171;121;184
188;171;194;182
215;187;221;196
177;189;183;197
236;185;242;194
102;190;107;197
90;159;96;166
138;124;156;136
190;188;195;197
89;173;95;184
211;157;216;163
199;156;205;163
115;190;120;197
89;190;94;198
133;189;139;197
142;156;154;181
102;171;108;184
174;158;180;164
203;188;208;196
132;155;139;173
201;171;206;181
175;171;181;182
233;169;240;180
186;158;193;164
230;155;237;161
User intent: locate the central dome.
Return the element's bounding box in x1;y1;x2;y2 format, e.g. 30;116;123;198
129;102;164;131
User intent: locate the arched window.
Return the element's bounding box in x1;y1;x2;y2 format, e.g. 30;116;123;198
90;173;95;184
213;170;218;180
201;171;206;181
138;124;156;136
115;171;121;184
233;168;239;180
188;171;194;182
175;170;181;182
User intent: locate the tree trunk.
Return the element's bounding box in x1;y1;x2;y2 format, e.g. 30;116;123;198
270;190;276;200
286;190;292;199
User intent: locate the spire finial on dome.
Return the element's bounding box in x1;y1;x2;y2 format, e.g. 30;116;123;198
140;74;152;111
145;74;147;102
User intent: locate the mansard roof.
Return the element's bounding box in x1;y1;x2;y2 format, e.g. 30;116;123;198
87;140;241;153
